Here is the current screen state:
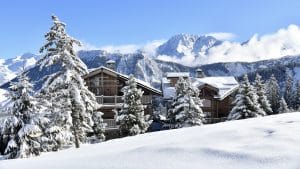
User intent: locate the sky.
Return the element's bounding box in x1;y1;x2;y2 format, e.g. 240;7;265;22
1;0;300;59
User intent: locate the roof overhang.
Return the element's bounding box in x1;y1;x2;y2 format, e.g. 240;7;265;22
83;66;162;96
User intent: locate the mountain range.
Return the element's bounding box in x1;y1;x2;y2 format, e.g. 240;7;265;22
1;33;300;91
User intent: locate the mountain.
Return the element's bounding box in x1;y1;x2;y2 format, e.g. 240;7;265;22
0;59;15;85
1;32;300;91
2;113;300;169
2;49;300;94
157;34;222;58
0;53;39;85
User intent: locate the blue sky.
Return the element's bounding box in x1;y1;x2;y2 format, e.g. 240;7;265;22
0;0;300;59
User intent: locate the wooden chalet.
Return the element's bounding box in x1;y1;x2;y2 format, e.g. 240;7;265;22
83;61;162;137
162;69;239;123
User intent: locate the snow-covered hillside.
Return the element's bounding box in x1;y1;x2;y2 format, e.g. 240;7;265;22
1;113;299;169
0;88;7;103
0;59;15;86
157;34;222;59
0;53;39;86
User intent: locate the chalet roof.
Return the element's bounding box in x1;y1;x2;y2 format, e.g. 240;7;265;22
166;72;190;78
162;76;239;100
83;66;162;95
193;76;239;100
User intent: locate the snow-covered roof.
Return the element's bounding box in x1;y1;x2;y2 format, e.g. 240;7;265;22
83;66;162;95
162;76;239;100
166;72;190;78
193;76;239;100
106;60;116;64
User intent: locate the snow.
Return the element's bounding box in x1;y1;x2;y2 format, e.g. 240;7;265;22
162;76;239;100
166;72;190;78
0;88;7;103
1;113;300;169
163;86;176;99
193;76;239;100
294;67;300;81
86;66;162;95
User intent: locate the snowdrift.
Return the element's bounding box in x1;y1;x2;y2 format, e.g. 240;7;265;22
1;113;300;169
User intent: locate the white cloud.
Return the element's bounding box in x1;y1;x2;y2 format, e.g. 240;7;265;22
157;52;196;66
205;24;300;64
77;25;300;66
206;32;236;40
75;39;166;56
74;40;98;51
140;40;166;56
100;44;139;54
159;24;300;66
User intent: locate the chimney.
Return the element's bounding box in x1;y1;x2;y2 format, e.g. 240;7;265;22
196;68;205;78
106;60;116;70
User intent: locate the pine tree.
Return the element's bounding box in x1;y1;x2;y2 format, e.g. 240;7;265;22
116;75;152;136
278;97;290;113
266;74;281;114
0;73;43;159
253;74;273;115
167;77;205;128
284;74;294;108
294;80;300;110
228;74;266;120
38;15;105;148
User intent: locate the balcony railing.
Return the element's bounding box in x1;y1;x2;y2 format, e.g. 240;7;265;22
103;119;118;129
95;95;152;105
95;96;123;105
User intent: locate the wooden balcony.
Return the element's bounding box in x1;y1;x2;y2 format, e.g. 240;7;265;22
96;95;123;105
103;119;118;130
95;95;152;105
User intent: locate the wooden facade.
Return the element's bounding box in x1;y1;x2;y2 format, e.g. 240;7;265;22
83;66;162;134
163;75;238;123
199;85;235;122
167;77;189;87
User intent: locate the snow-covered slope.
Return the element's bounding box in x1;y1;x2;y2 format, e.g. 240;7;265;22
4;53;39;72
1;113;300;169
0;88;7;103
0;53;39;86
0;59;15;86
156;34;222;65
157;34;222;58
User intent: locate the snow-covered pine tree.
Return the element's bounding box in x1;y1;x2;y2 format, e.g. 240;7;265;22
38;15;105;148
294;80;300;110
116;75;152;136
253;73;273;115
0;73;42;159
228;74;266;120
278;97;290;113
266;74;281;114
167;77;205;128
284;74;294;108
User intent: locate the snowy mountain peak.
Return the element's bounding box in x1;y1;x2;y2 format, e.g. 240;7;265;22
4;53;40;72
157;34;222;58
0;53;40;86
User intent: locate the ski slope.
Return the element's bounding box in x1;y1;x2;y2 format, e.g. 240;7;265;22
1;113;300;169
